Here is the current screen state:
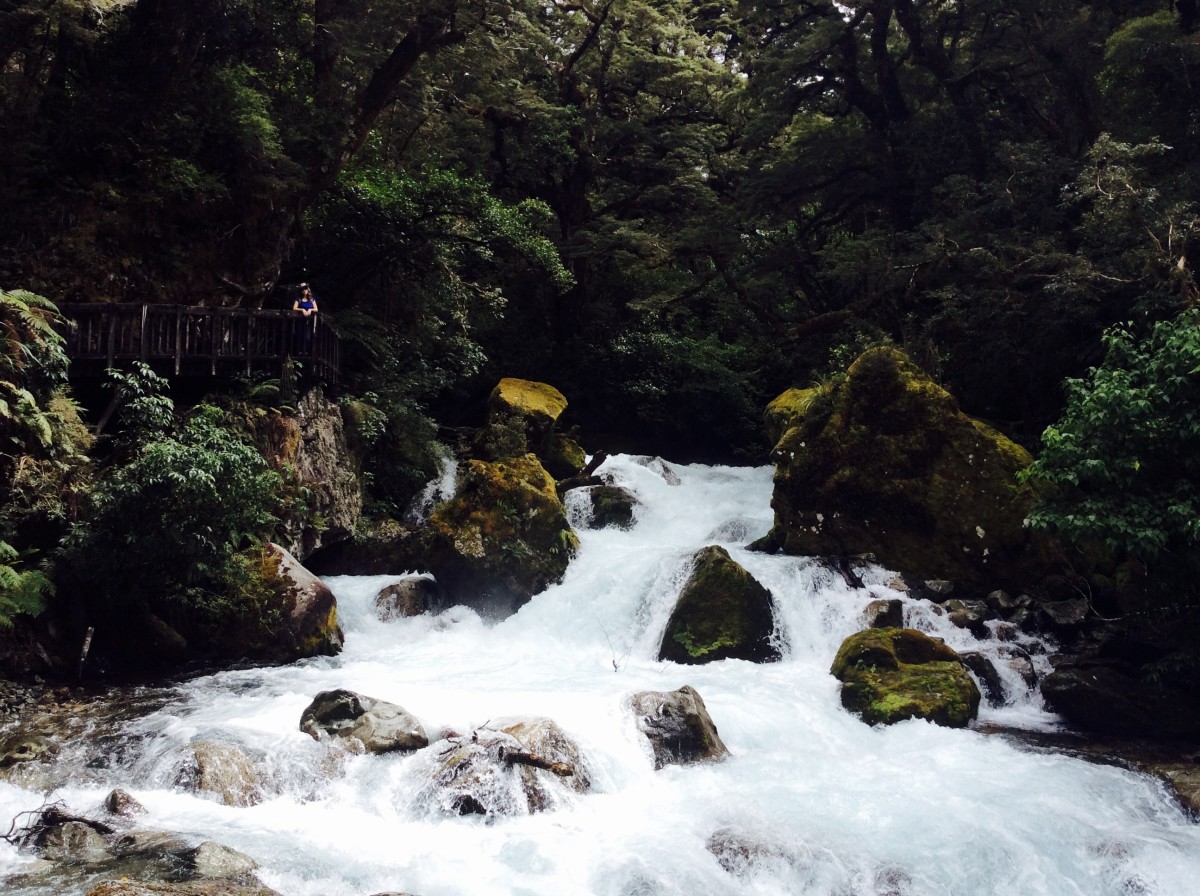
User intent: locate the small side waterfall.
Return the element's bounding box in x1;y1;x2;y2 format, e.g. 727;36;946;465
2;454;1198;896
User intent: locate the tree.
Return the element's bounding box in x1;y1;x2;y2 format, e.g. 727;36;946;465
1024;309;1200;609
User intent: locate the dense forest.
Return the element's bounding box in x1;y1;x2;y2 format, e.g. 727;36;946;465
1;2;1199;662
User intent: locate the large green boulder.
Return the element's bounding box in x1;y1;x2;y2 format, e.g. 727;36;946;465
764;386;825;447
831;628;981;727
473;378;569;461
424;454;578;615
769;347;1059;590
658;546;780;664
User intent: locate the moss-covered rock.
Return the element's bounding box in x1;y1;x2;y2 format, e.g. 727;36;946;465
831;628;981;727
763;386;826;447
769;347;1060;590
543;432;587;480
658;546;780;664
473;378;569;461
585;484;638;530
424;454;578;616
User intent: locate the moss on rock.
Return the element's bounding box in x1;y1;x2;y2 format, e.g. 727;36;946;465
658;546;780;664
831;628;981;727
769;347;1060;590
764;386;826;447
474;378;569;461
424;454;578;615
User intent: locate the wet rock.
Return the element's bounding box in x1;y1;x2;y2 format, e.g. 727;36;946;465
961;652;1005;707
1040;597;1090;633
36;819;114;864
300;688;428;754
544;432;587;480
374;577;439;620
767;347;1064;591
864;599;904;629
707;827;793;875
944;599;991;638
584;484;638;530
658;546;780;665
84;880;282;896
304;518;428;577
998;645;1039;690
261;543;345;659
0;731;56;767
424;454;577;616
627;685;730;769
1043;662;1200;738
180;841;259;879
986;589;1018;615
417;718;590;817
104;789;146;817
918;580;956;603
177;741;264;807
634;456;682;485
831;628;981;728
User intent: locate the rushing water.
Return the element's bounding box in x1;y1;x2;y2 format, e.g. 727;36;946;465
2;455;1199;896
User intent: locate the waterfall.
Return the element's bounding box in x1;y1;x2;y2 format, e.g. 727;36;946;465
2;454;1198;896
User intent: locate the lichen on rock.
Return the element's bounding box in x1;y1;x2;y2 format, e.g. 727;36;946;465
830;627;981;727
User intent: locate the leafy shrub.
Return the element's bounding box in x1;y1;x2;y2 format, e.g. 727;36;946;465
1024;310;1200;608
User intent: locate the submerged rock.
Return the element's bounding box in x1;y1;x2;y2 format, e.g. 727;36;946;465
583;484;638;530
831;628;981;728
658;546;780;665
176;740;264;808
768;347;1062;591
84;881;281;896
627;685;730;769
300;688;429;753
417;718;591;817
374;576;439;620
424;454;578;616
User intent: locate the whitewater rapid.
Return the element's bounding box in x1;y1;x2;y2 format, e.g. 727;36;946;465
2;454;1199;895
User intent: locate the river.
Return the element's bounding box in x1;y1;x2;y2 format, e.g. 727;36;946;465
2;454;1198;895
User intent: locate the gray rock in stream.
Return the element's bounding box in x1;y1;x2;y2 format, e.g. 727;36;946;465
300;688;429;753
627;685;729;769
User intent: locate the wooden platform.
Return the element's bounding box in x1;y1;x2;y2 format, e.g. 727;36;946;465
60;304;339;383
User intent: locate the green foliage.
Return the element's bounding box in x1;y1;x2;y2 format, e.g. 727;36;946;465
61;389;283;625
1024;310;1200;583
0;540;52;629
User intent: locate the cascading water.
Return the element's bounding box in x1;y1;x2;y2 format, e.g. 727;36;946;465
2;454;1199;896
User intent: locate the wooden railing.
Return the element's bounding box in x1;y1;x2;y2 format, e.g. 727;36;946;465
59;304;339;383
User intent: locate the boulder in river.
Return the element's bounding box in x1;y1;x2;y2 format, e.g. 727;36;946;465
423;454;578;616
658;546;780;664
417;718;591;816
831;628;981;727
1042;661;1200;739
176;740;264;807
300;688;429;753
374;576;439;620
627;685;730;769
473;378;569;462
84;881;282;896
767;347;1063;591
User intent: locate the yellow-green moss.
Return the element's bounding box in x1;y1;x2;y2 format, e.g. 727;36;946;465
831;628;980;728
492;378;568;422
764;386;826;447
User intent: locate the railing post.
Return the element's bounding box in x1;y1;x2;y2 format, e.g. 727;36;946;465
139;305;148;362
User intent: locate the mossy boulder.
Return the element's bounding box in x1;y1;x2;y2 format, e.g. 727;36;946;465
584;484;638;529
543;432;587;479
658;546;780;664
831;628;981;727
764;386;825;447
473;378;569;461
769;347;1060;590
424;454;578;616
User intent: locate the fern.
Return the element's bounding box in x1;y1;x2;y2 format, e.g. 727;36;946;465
0;541;52;628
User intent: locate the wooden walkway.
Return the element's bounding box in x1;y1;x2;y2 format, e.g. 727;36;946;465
60;304;339;382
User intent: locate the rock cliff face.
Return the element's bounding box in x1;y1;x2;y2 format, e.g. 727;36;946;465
258;387;362;561
768;347;1060;591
